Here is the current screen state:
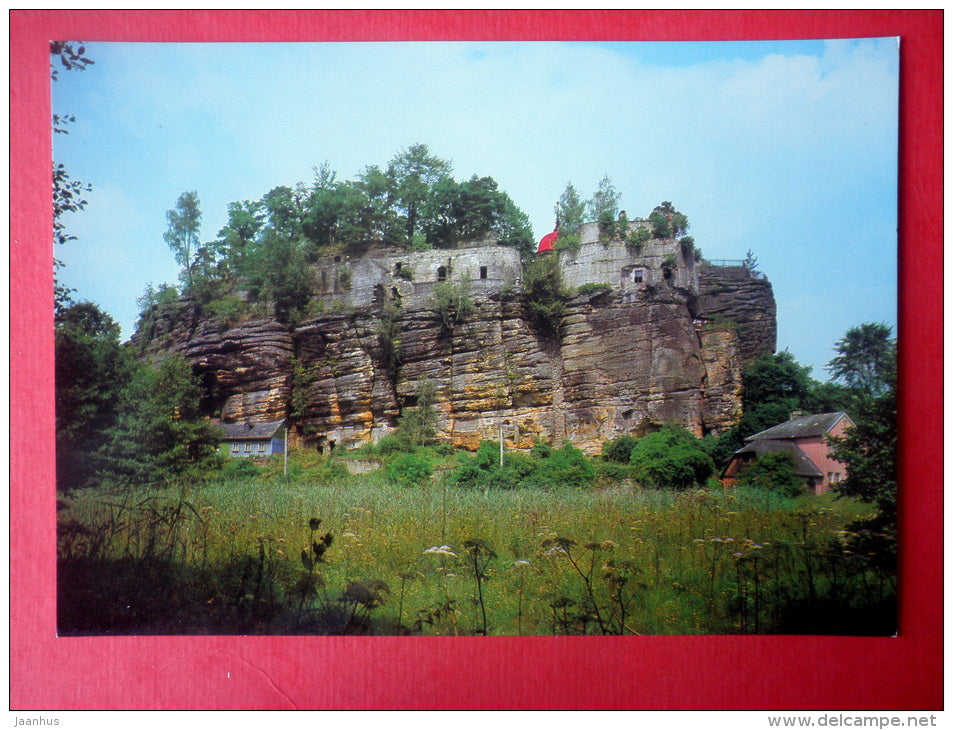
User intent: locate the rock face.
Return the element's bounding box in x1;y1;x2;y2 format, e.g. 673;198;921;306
696;262;776;364
135;233;776;455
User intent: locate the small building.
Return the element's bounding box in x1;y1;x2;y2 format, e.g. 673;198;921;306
721;411;854;494
220;419;286;458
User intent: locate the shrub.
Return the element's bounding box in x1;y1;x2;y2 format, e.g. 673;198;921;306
221;457;261;479
602;434;639;463
629;425;714;490
577;283;613;296
449;440;594;491
625;226;650;250
593;460;634;486
385;452;433;488
521;254;570;339
734;451;805;498
522;441;595;490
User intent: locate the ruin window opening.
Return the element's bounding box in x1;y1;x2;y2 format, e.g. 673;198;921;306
479;265;488;280
437;265;448;282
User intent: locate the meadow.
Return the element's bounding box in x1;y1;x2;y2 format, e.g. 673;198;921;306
56;450;896;637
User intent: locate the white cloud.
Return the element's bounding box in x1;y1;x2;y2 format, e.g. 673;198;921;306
53;39;898;361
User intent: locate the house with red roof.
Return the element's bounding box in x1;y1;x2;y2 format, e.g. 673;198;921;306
721;411;855;495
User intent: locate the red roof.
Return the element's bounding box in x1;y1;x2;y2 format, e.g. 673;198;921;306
537;229;558;253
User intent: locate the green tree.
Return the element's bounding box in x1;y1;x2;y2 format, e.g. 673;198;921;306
629;425;714;490
134;282;179;344
55;301;131;490
164;191;203;292
827;368;897;568
496;194;536;261
386;143;453;244
521;253;570;339
706;350;815;467
827;322;896;398
554;182;586;251
354;163;404;246
216;200;264;278
588;175;621;229
648;201;689;239
398;378;439;448
105;355;223;485
827;325;897;558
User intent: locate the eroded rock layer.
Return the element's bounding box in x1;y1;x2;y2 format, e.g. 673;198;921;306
134;258;774;455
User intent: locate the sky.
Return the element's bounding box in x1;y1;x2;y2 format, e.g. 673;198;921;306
51;38;899;377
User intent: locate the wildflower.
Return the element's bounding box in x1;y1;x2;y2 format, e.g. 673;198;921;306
514;559;532;568
424;545;457;557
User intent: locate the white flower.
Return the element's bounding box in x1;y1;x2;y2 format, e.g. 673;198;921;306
424;545;457;557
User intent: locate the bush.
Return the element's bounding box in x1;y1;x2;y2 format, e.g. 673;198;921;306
593;460;634;486
734;452;805;498
521;255;570;339
385;452;433;488
521;441;595;490
450;440;595;491
629;425;714;490
602;434;639;463
221;457;262;479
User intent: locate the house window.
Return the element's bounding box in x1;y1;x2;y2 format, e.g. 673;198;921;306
479;266;488;280
244;442;252;452
230;444;240;453
437;265;448;282
632;268;645;284
258;442;266;452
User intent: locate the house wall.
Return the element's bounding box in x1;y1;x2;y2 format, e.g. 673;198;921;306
228;440;269;458
226;435;285;458
795;415;853;494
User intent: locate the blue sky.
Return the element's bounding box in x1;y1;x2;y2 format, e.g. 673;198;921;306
52;39;898;377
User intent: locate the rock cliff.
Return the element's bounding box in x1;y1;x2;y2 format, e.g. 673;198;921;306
132;241;776;454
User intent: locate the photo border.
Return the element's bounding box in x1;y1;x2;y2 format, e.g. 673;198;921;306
10;10;942;710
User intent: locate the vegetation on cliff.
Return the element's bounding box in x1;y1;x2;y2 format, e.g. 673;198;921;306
142;144;535;327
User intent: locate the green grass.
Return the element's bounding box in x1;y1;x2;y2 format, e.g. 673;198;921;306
57;459;893;636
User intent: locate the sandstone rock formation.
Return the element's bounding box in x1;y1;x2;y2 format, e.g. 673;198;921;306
133;229;776;455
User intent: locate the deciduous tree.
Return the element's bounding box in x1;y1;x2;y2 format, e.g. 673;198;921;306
164;191;203;292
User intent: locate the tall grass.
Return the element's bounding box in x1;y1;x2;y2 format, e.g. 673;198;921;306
57;466;893;636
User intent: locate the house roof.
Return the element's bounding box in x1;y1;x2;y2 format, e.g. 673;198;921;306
730;439;823;478
744;411;851;442
220;419;286;441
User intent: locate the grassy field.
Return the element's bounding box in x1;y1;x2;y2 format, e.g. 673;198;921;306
56;454;895;636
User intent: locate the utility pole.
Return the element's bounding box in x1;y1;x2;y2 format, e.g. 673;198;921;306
283;425;289;478
499;419;504;468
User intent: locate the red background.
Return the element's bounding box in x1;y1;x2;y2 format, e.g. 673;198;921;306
10;10;942;710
